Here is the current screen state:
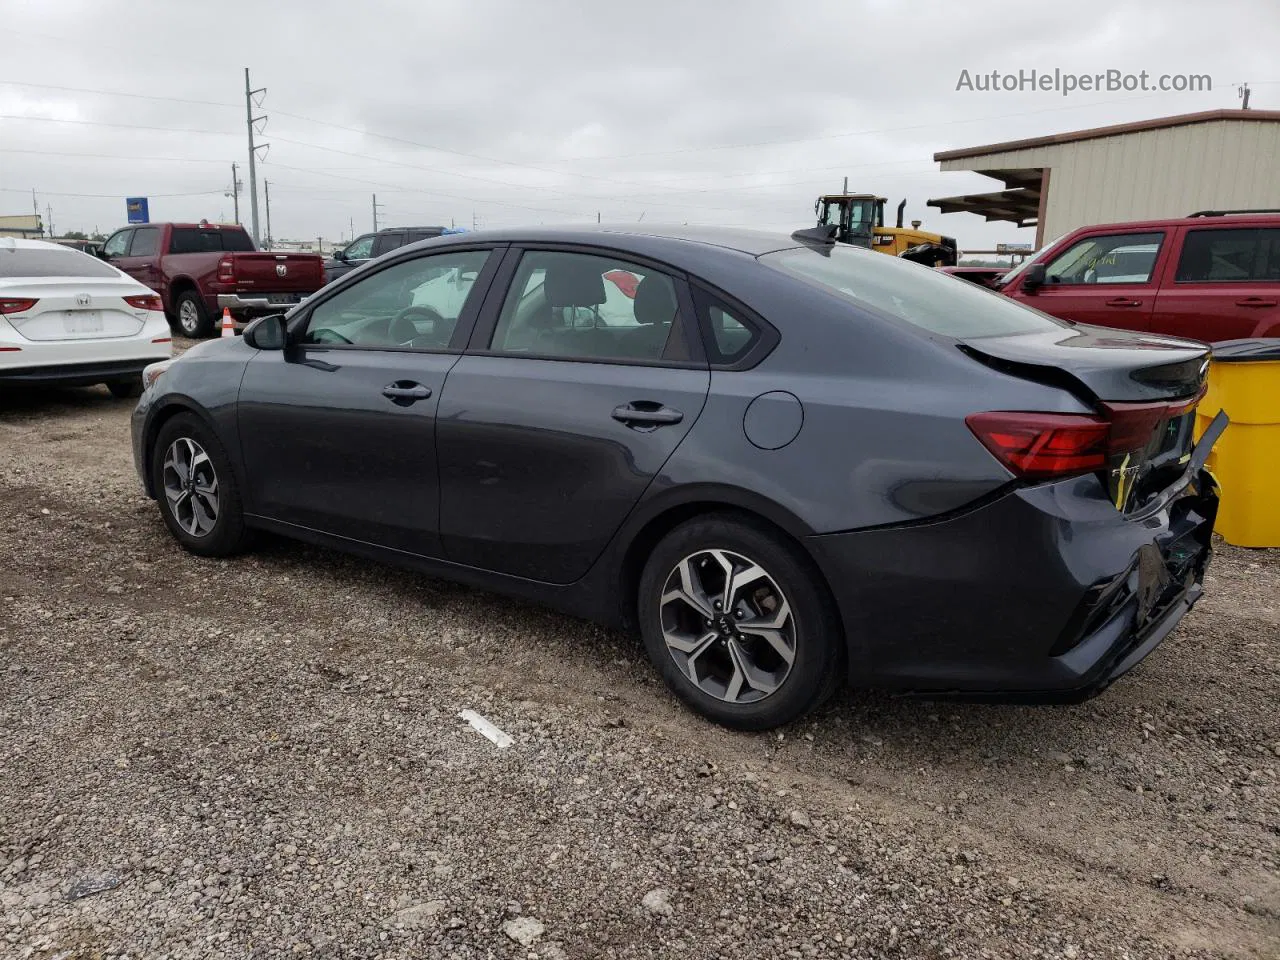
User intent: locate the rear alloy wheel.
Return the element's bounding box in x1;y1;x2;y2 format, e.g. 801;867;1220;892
639;515;842;730
150;413;251;557
173;290;213;338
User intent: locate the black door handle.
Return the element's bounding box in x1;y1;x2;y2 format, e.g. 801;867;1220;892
382;381;432;404
612;402;683;427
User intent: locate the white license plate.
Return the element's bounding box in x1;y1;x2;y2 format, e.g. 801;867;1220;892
63;310;103;334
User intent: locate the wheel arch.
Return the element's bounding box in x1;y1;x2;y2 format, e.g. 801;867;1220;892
612;485;826;634
140;397;222;498
166;276;199;311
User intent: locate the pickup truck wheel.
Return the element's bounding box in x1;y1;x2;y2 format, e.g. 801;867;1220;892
174;290;213;338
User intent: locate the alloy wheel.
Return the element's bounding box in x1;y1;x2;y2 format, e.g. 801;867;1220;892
177;300;200;336
162;437;219;538
659;549;796;704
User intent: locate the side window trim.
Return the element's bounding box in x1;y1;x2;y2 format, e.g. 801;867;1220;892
689;281;779;371
466;245;706;369
1043;231;1166;286
289;244;505;354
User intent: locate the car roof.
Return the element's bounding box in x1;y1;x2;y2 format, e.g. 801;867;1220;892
0;237;75;251
408;224;805;261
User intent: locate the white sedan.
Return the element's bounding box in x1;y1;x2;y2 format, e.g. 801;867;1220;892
1;237;172;397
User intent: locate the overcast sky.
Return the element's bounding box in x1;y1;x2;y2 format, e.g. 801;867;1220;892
1;0;1276;250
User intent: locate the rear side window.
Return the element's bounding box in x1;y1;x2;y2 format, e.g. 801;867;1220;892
762;245;1063;338
128;228;159;257
169;228;255;254
690;286;763;365
489;250;688;363
0;247;121;278
1043;232;1164;285
1176;228;1280;282
372;232;405;256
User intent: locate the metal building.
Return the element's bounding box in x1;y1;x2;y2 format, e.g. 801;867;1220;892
928;109;1280;247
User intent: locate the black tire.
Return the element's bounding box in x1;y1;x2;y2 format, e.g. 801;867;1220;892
106;379;142;399
638;513;843;731
149;412;252;557
173;289;213;338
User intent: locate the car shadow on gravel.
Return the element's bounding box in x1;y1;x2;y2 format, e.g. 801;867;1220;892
0;384;135;419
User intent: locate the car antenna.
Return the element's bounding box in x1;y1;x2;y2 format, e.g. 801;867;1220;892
791;225;838;245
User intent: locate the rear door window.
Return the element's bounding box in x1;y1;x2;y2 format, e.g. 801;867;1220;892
372;232;405;257
488;250;689;363
762;245;1063;338
1176;228;1280;282
1042;232;1165;285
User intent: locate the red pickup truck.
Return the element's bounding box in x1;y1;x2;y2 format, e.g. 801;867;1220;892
998;211;1280;342
100;221;325;337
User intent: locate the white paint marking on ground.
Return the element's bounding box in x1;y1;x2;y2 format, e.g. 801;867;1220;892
457;709;514;749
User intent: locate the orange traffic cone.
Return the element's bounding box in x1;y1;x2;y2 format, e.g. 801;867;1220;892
221;307;235;338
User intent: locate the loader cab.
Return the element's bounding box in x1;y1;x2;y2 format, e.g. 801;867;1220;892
816;194;886;248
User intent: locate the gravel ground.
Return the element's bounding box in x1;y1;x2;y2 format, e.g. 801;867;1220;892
1;371;1278;959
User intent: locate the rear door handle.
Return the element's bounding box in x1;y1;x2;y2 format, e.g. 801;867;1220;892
1105;297;1143;307
1236;297;1278;308
382;381;432;404
612;401;683;427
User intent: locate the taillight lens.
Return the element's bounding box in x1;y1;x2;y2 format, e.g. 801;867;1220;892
217;256;235;282
142;360;172;389
966;412;1109;479
124;294;164;311
968;395;1203;483
0;298;38;315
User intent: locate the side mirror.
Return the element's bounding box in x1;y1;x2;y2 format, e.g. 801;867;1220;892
1022;262;1047;291
335;249;348;262
243;313;288;350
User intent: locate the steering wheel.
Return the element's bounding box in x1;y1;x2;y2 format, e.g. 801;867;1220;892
391;305;447;344
310;328;353;345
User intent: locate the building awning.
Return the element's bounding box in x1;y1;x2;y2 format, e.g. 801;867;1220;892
927;186;1040;228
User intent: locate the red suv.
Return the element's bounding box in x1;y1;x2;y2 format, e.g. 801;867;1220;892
999;211;1280;342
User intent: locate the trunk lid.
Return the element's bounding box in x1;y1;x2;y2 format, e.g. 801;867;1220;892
2;277;148;341
225;253;325;293
959;323;1210;403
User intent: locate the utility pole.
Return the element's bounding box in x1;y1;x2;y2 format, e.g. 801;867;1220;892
349;216;354;240
244;68;268;246
46;204;53;239
228;162;241;223
371;193;385;231
842;175;848;194
32;189;40;235
1239;82;1252;109
263;180;272;250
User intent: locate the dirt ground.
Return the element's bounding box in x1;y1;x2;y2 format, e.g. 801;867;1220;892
1;375;1277;960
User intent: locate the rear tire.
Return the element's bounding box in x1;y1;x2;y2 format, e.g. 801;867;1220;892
638;513;843;730
107;379;142;399
150;413;252;557
173;289;213;338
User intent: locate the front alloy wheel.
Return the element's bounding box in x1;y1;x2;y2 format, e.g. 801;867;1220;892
660;549;796;704
162;437;219;538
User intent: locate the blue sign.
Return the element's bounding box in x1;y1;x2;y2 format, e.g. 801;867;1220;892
126;197;149;224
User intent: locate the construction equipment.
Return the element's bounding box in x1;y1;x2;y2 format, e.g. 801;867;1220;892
814;194;959;267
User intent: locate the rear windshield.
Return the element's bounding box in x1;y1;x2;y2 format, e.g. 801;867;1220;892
761;245;1064;338
0;247;121;278
169;228;256;254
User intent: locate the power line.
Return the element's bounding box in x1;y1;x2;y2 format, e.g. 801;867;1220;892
0;79;237;109
0;186;222;199
0;147;229;164
0;114;237;136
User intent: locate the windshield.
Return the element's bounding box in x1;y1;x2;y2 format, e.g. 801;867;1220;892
762;244;1066;338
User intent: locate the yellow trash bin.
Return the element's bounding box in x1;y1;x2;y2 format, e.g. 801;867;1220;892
1194;338;1280;548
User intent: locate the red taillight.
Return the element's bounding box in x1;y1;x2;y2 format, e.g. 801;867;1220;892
151;337;172;343
968;395;1203;481
124;294;164;311
217;256;235;282
966;412;1109;479
0;298;38;315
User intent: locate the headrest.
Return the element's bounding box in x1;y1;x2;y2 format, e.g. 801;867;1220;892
634;275;677;326
545;261;606;307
